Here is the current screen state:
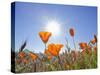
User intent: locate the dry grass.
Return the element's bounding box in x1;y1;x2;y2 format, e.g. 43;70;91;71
14;48;97;73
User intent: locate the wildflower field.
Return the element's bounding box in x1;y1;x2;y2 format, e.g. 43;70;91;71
12;28;97;73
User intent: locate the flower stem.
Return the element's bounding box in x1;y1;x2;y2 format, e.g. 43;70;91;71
73;37;76;50
45;43;46;50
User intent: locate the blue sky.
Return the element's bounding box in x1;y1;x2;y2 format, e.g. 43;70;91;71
14;2;97;53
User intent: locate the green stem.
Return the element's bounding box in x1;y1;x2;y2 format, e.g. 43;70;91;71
65;37;70;53
45;43;46;50
73;37;76;50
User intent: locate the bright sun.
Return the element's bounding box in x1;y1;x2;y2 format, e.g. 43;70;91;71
45;21;61;36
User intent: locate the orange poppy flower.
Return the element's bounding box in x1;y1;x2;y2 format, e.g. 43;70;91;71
18;52;25;58
94;34;97;42
28;52;37;61
39;31;51;43
48;44;57;56
69;28;74;37
56;44;63;54
90;35;97;44
79;42;87;49
47;44;63;56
